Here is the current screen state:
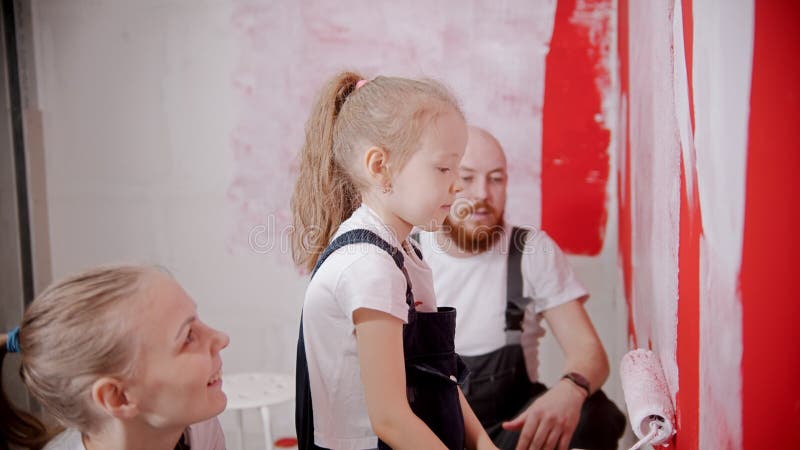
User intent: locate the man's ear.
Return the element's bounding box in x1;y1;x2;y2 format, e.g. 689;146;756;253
363;146;391;185
90;377;139;420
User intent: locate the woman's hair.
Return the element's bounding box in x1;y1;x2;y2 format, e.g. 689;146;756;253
0;264;161;447
290;71;462;272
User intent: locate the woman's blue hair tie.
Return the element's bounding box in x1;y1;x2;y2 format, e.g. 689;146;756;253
6;326;20;353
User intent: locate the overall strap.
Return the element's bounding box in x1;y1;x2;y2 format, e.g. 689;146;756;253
406;231;424;260
506;227;533;331
312;229;415;308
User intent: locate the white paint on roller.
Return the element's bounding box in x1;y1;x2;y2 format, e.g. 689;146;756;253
627;0;681;399
620;349;676;446
692;0;753;448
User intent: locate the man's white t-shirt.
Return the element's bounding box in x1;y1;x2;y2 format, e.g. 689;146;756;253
42;417;226;450
417;225;588;382
302;205;437;450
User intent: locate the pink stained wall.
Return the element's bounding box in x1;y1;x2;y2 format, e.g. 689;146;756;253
228;0;616;260
228;0;562;254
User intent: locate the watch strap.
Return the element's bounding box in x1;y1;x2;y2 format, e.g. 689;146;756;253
562;371;591;397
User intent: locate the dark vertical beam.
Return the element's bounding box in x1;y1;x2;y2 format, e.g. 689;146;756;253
2;0;33;306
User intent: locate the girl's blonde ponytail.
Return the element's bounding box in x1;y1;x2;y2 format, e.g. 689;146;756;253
291;72;363;273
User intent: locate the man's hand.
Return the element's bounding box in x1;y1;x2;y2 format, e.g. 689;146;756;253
501;380;585;450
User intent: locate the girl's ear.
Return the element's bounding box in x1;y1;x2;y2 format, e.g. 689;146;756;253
90;377;140;420
363;146;391;186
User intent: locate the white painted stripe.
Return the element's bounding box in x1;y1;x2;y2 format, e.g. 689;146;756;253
693;0;753;447
672;0;696;207
627;0;681;400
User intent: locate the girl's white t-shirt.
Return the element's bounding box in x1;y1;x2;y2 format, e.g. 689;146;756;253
42;417;226;450
302;205;437;450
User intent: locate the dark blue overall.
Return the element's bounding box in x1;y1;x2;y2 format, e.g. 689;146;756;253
295;229;468;450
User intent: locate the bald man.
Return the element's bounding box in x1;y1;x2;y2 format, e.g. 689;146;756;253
415;127;626;450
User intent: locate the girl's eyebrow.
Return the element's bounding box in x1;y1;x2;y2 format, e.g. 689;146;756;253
174;316;196;341
459;166;506;174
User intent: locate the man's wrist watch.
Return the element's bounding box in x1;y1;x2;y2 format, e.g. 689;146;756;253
562;372;591;397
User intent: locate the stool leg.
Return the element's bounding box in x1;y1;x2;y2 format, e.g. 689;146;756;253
259;406;273;450
237;409;246;450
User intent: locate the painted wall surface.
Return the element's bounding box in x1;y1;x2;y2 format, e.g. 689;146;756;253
618;0;718;447
693;2;753;446
624;0;682;397
231;0;618;259
619;0;799;448
541;0;614;256
740;2;800;447
229;0;557;251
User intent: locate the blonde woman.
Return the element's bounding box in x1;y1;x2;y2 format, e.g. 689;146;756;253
1;265;228;450
292;72;496;450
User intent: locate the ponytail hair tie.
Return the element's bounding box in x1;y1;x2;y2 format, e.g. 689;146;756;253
355;79;369;90
6;326;20;353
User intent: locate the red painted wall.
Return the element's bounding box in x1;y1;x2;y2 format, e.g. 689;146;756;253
674;0;700;448
617;0;636;348
741;1;800;447
541;0;612;256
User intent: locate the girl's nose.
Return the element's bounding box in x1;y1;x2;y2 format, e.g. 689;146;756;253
451;176;463;194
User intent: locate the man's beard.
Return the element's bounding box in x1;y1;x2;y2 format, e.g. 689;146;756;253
444;200;505;254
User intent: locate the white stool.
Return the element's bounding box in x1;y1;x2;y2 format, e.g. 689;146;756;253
222;372;295;450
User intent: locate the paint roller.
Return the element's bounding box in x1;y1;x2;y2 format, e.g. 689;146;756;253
620;349;676;449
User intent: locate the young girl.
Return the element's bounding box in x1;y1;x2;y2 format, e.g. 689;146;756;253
291;72;496;450
0;264;229;450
